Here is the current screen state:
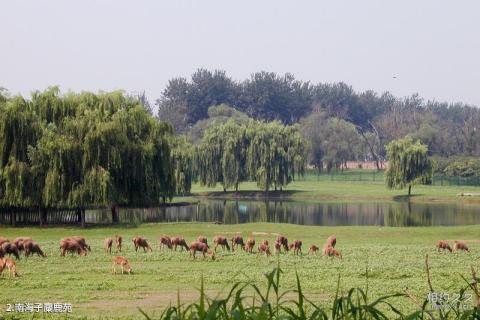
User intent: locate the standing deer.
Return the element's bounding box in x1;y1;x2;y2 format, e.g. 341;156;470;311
104;238;113;254
0;257;18;277
308;245;319;255
115;235;123;252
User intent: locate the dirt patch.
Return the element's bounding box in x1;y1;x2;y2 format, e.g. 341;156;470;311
77;289;214;311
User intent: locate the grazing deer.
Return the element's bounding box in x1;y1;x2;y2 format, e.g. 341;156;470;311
289;240;302;255
0;242;20;259
436;240;452;253
159;235;173;250
308;245;319;255
171;237;189;251
276;235;289;252
59;238;87;256
132;236;153;252
189;241;215;260
245;238;255;253
323;244;342;259
13;237;32;255
115;235;123;252
231;235;245;252
104;238;113;254
213;235;230;252
63;236;91;252
326;235;336;248
23;240;47;257
0;257;18;277
258;243;271;257
112;256;133;274
197;236;208;247
454;240;470;252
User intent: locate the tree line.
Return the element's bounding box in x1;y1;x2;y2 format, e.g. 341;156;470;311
0;88;307;211
157;69;480;172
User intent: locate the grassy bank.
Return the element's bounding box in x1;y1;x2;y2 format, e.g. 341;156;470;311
190;178;480;203
1;223;479;319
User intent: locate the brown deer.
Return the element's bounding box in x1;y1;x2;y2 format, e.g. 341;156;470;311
159;235;173;250
197;236;209;247
308;245;319;255
115;235;123;252
112;256;133;274
245;238;255;253
213;235;230;252
231;235;245;251
323;244;342;259
289;240;302;255
23;240;47;257
436;240;452;252
59;238;87;256
189;241;215;260
171;237;189;251
0;242;20;259
326;235;336;248
454;240;470;252
0;257;18;277
63;236;91;252
13;237;33;255
258;243;271;257
104;238;113;254
132;236;153;252
276;235;289;252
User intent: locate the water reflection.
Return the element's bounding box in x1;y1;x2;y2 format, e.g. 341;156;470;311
82;200;480;227
1;200;479;226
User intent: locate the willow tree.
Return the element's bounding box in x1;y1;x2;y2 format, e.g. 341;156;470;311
197;119;306;192
196;120;247;191
0;89;183;222
0;96;41;208
385;137;433;196
247;121;306;192
171;136;194;195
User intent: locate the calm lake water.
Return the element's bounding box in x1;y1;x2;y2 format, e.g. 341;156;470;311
82;199;480;227
2;199;480;226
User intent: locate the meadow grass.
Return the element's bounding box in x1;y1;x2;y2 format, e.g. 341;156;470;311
191;178;480;203
1;222;480;319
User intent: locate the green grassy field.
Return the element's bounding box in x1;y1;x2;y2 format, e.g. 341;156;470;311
191;177;480;203
1;222;480;319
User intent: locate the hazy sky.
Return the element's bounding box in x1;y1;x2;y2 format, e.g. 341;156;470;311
1;0;480;107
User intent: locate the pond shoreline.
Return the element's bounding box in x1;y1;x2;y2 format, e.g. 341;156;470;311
192;191;480;204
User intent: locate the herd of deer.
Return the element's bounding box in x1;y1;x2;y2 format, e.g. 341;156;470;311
0;234;472;278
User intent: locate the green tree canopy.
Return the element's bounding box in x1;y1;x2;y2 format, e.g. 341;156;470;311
197;119;306;192
0;88;190;212
385;137;433;196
